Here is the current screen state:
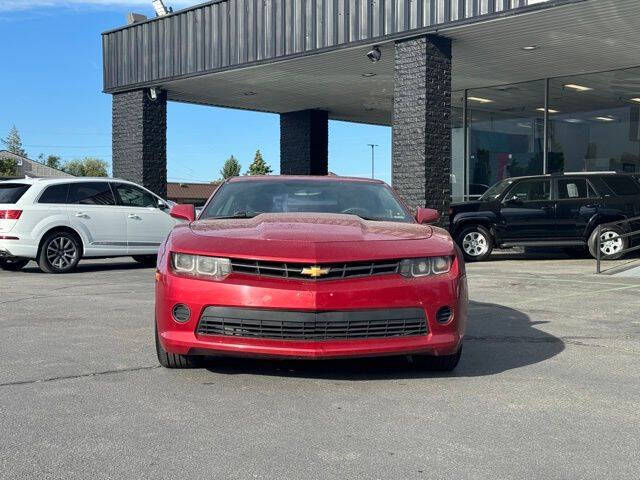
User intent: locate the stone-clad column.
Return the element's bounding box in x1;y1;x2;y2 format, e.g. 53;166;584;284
112;89;167;198
392;35;452;220
280;109;328;175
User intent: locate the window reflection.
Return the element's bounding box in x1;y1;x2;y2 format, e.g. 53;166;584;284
549;68;640;173
451;67;640;202
466;80;545;198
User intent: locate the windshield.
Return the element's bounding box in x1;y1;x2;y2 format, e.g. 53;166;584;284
0;183;30;204
200;180;413;223
478;179;514;201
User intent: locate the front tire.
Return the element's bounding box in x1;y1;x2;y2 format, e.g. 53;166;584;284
588;225;628;260
0;257;29;271
457;225;493;262
155;326;200;369
132;255;157;267
38;231;81;274
413;344;462;372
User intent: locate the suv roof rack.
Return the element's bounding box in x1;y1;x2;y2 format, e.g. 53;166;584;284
551;171;619;176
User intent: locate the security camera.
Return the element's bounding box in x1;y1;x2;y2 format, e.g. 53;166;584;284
152;0;170;17
366;46;381;63
148;87;160;100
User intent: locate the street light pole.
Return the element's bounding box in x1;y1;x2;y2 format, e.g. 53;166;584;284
367;144;378;179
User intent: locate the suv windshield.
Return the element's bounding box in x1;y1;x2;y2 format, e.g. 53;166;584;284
200;180;413;222
0;183;30;204
479;179;514;201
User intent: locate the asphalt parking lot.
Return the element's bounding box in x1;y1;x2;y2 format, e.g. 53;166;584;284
1;253;639;479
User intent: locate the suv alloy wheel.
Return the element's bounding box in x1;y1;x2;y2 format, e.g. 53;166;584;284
588;226;628;260
457;225;493;262
38;231;81;274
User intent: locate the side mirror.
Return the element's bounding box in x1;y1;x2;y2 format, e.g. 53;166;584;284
416;208;440;224
158;199;169;210
170;204;195;222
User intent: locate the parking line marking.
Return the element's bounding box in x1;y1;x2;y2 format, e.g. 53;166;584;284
470;274;639;287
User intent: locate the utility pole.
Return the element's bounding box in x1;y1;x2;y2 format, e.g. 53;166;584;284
367;144;378;179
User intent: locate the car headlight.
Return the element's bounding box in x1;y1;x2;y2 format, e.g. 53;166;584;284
171;253;231;280
399;257;452;277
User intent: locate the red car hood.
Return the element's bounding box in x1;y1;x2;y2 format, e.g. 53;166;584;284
191;213;431;242
169;213;455;262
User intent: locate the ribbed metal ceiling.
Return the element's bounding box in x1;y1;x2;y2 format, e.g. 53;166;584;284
448;0;640;90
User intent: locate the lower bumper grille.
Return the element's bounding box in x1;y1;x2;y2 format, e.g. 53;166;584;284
196;307;428;341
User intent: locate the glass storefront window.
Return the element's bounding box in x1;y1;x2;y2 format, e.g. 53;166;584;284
451;66;640;202
548;68;640;173
466;80;545;198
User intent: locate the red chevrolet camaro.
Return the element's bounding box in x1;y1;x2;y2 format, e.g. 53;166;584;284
155;176;468;371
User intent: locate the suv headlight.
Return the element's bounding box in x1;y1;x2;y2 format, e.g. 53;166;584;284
399;257;452;277
171;253;231;280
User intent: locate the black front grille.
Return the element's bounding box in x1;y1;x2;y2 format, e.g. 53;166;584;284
196;307;428;341
230;258;400;280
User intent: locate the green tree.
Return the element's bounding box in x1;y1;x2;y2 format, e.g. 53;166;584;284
38;154;62;170
220;155;241;179
1;125;27;157
62;160;84;177
47;155;62;170
62;157;109;177
0;155;18;177
82;158;109;176
246;150;272;176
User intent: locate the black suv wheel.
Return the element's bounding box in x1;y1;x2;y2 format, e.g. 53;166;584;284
38;231;81;274
0;257;29;271
588;226;628;260
457;225;493;262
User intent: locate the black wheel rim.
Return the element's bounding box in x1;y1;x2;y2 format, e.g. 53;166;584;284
46;236;78;270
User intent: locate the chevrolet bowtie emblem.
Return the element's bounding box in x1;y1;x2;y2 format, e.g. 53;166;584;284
301;266;330;278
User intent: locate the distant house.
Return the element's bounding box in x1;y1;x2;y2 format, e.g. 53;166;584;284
166;182;221;206
0;151;73;180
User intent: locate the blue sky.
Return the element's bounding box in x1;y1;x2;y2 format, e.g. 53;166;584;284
0;0;391;185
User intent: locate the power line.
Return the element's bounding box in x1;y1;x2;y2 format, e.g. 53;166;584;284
24;144;112;148
19;131;111;136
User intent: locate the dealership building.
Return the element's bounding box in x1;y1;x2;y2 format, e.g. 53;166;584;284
102;0;640;215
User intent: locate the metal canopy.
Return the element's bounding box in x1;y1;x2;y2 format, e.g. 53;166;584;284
103;0;567;92
148;0;640;126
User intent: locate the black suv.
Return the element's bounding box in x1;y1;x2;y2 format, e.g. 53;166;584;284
449;173;640;261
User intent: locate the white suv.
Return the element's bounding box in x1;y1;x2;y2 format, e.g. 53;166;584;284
0;177;178;273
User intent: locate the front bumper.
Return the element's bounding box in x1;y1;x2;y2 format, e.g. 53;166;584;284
156;267;468;359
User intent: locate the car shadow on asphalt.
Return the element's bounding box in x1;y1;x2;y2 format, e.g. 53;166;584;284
17;260;153;274
201;301;565;380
